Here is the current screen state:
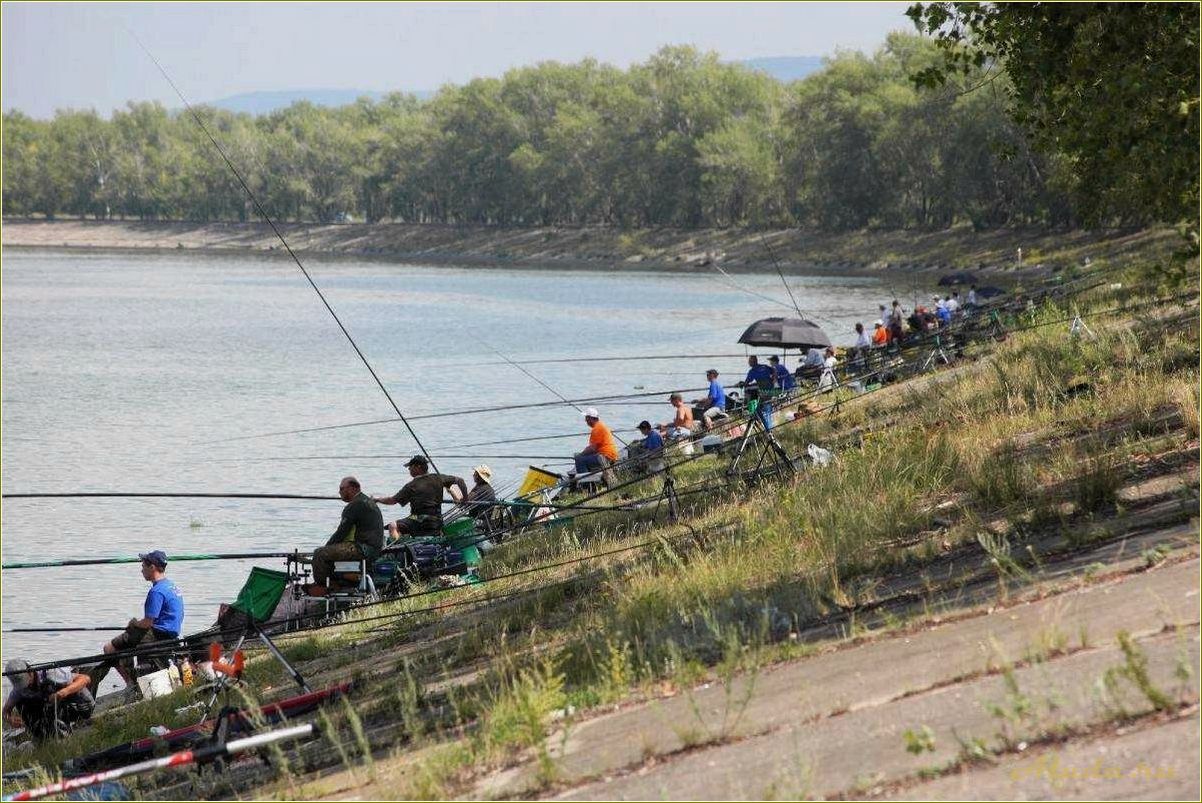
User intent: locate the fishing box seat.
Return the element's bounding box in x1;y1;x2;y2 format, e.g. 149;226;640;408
187;566;291;657
373;518;483;595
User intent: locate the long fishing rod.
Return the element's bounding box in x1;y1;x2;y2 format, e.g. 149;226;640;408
2;722;317;803
1;550;301;571
127;31;438;472
0;491;338;501
200;383;723;445
487;345;631;447
761;233;805;320
442;351;771;368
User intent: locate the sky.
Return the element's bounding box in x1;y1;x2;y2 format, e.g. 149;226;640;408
2;1;914;118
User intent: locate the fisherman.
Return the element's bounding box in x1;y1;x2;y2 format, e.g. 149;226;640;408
819;347;839;391
305;476;384;595
376;456;468;541
872;320;888;346
888;300;905;343
767;355;796;391
464;464;497;521
743;355;774;391
967;285;979;308
693;368;729;428
574;407;619;474
4;659;94;741
637;419;665;452
87;550;184;697
633;420;666;475
661;393;695;439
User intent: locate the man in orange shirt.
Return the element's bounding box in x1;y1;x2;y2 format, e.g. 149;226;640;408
574;407;619;474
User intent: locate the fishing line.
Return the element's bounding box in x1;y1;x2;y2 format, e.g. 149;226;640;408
758;232;842;327
127;30;438;472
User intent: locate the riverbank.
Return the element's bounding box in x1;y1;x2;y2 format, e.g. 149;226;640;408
0;218;1179;278
4;263;1197;800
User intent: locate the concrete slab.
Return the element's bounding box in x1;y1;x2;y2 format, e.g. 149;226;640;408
883;713;1201;801
554;631;1198;801
476;559;1199;797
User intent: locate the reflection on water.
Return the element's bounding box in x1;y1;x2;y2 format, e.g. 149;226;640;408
1;248;885;673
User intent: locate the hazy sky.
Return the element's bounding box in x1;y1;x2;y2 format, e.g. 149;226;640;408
3;2;914;118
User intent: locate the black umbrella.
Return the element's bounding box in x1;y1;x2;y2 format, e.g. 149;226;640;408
738;317;831;350
976;285;1007;299
938;271;976;286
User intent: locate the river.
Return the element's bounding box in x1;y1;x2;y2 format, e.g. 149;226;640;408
1;248;885;685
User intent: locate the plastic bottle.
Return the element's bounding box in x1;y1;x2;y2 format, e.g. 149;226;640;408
180;658;194;687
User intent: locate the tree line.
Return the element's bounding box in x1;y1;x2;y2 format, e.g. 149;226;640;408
0;32;1186;231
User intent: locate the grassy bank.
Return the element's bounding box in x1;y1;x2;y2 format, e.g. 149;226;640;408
0;218;1182;277
3;263;1197;799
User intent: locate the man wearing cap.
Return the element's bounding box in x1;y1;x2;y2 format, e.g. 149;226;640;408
692;369;728;429
574;408;619;474
309;476;384;593
4;659;94;741
872;320;888;347
376;455;468;541
87;550;185;695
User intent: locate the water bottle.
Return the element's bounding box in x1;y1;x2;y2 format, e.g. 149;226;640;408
180;658;194;687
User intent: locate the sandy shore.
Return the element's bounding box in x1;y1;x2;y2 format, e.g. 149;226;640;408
0;218;1176;278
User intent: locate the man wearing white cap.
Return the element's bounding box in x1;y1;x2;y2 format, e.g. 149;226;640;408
4;659;94;740
574;408;619;474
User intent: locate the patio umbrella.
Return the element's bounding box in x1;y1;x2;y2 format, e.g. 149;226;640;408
738;317;831;350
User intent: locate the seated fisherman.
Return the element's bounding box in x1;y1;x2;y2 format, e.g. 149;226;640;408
464;464;497;522
767;355;796;391
692;369;729;428
376;456;467;541
574;408;619;474
4;659;94;742
306;476;384;594
742;355;775;391
87;550;184;696
660;393;695;439
633;420;666;474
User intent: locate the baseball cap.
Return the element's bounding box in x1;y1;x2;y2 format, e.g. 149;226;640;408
582;407;599;419
404;454;429;468
637;420;652;430
139;550;168;569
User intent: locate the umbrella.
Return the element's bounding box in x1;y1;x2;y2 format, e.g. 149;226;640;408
938;271;976;286
738;317;831;350
976;285;1007;299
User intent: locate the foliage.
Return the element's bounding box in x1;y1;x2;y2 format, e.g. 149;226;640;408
907;2;1200;229
4;40;1087;229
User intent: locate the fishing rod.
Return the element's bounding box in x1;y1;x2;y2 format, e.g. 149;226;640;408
442;351;776;368
127;31;438;472
0;492;339;501
756;232;842;327
487;344;631;447
2;722;317;803
1;550;302;571
199;383;725;445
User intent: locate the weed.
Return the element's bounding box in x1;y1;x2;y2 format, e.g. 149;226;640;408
1104;631;1174;712
902;725;937;755
1142;544;1172;568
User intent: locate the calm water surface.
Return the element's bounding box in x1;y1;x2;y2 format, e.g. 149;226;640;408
1;249;885;679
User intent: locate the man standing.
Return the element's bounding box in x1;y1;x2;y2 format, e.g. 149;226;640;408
87;550;184;696
309;476;384;592
574;407;619;474
376;457;467;540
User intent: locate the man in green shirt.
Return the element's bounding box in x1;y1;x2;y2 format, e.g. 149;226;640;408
375;455;468;540
309;476;384;593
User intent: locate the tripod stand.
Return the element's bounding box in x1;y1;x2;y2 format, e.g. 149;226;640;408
920;333;952;371
726;403;794;483
650;462;681;524
1068;311;1096;339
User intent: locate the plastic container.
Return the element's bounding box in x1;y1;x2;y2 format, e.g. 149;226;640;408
136;667;177;700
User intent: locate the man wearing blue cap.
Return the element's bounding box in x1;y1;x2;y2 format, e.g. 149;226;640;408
87;549;185;696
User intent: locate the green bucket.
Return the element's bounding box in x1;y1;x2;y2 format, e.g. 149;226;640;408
442;517;481;567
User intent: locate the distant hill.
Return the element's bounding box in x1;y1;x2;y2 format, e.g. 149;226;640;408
205;56;825;115
206;88;432;115
740;56;826;82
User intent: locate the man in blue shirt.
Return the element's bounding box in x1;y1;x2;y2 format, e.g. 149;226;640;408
768;356;796;391
693;369;729;429
87;549;185;696
743;356;774;390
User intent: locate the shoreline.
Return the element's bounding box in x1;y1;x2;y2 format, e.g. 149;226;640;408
1;218;1178;280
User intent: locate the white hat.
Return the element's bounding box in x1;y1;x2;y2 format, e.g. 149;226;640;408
874;320;883;327
473;465;493;483
582;407;599;419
